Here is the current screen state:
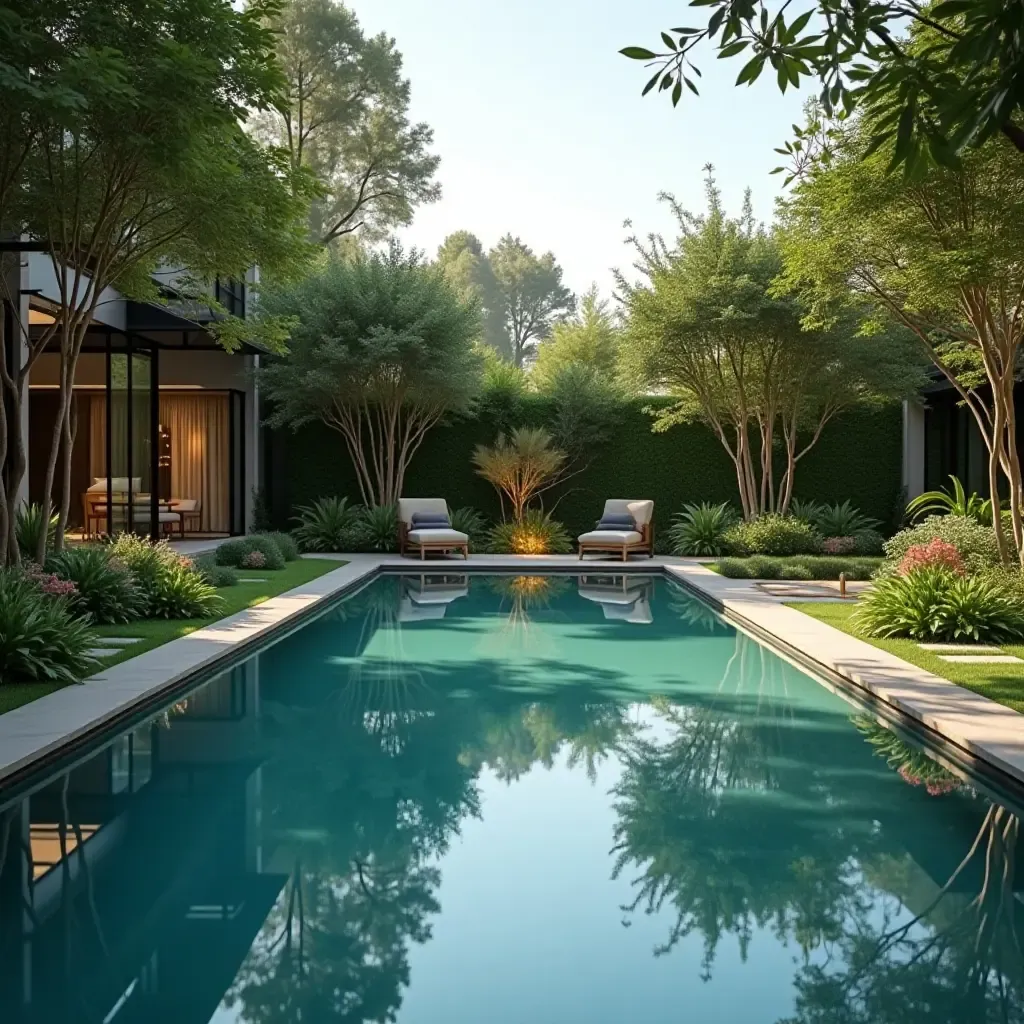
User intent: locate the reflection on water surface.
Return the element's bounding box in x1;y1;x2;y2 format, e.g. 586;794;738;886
0;574;1021;1024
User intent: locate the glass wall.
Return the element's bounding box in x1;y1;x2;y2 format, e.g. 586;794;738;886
106;348;154;535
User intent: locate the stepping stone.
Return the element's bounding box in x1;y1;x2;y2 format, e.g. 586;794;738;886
937;654;1024;664
918;643;1000;653
238;577;268;582
99;637;142;646
87;648;127;659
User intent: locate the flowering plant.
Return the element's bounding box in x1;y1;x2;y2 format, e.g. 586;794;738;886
899;538;965;577
22;561;78;598
822;535;855;555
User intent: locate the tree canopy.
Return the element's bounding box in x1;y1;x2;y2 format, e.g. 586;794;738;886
489;234;575;368
259;244;483;507
778;121;1024;562
252;0;441;245
533;285;621;387
436;230;511;357
621;170;923;517
620;0;1024;174
0;0;313;561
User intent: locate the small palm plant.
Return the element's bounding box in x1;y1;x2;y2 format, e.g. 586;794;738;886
292;497;361;552
906;475;996;525
667;502;738;556
472;427;567;522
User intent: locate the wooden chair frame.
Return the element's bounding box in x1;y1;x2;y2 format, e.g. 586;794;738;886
577;521;654;562
398;521;469;560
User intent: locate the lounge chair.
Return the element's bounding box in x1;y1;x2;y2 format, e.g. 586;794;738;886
577;499;654;561
398;574;469;621
397;498;469;559
578;576;653;623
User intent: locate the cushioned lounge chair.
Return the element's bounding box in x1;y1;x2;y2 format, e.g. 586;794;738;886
577;577;653;623
397;498;469;559
398;574;469;621
577;499;654;561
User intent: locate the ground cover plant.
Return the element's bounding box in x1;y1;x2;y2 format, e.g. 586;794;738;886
0;568;98;686
713;556;881;581
216;535;286;571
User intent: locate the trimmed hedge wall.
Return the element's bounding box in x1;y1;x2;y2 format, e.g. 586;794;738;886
265;399;903;538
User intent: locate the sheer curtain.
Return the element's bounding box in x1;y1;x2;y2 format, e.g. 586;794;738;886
160;393;230;533
91;391;230;533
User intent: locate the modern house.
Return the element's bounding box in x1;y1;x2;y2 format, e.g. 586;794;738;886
3;251;264;541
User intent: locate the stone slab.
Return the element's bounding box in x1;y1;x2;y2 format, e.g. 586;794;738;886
919;643;1000;653
86;648;127;659
938;655;1023;664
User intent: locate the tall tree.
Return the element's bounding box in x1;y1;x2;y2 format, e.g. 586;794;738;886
4;0;312;561
252;0;441;245
778;121;1024;565
435;231;510;357
620;171;922;518
533;285;620;387
619;0;1024;174
260;244;483;507
488;235;574;368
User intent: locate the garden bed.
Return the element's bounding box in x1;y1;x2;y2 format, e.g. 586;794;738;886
790;600;1024;715
708;555;883;580
0;557;345;717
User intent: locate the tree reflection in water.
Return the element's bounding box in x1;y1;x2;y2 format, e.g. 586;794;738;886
9;574;1019;1024
610;633;1023;1022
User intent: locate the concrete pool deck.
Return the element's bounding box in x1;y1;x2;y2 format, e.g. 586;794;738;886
0;552;1022;792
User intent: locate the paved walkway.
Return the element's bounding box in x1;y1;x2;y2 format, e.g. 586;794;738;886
1;553;1022;792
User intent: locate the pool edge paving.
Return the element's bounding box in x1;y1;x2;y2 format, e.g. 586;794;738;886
1;553;1023;793
665;562;1024;788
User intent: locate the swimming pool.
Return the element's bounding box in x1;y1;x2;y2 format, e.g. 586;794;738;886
0;572;1021;1023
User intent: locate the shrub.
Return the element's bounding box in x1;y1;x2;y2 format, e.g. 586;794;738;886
193;555;238;588
723;514;822;556
240;550;267;570
822;536;856;555
811;500;880;538
15;503;58;560
884;515;1002;571
855;567;1024;643
109;535;222;618
449;507;489;549
899;539;965;577
252;530;299;561
0;570;98;684
21;562;78;598
851;529;885;555
488;510;572;554
216;535;285;571
714;556;879;580
788;498;824;524
46;546;146;625
291;496;360;552
667;501;738;556
353;504;399;552
145;559;222;619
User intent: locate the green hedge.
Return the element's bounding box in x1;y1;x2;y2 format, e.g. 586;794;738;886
265;399;903;538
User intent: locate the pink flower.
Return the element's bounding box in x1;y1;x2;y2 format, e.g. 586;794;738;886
24;566;77;597
823;536;856;555
240;550;266;569
899;538;965;577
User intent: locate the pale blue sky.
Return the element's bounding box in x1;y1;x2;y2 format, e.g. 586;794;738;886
350;0;807;296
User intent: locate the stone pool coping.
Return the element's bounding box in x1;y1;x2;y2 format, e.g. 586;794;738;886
1;552;1022;791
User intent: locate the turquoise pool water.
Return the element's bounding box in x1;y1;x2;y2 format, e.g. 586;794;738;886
0;572;1021;1023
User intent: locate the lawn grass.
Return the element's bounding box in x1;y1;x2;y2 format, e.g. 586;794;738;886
0;557;346;716
789;600;1024;715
